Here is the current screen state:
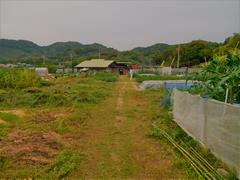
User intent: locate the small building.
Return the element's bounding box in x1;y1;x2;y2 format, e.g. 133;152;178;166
56;68;73;74
35;67;48;77
75;59;129;75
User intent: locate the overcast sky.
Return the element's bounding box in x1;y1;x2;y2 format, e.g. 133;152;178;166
0;0;239;50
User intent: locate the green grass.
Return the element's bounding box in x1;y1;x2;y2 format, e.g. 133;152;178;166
0;112;22;139
55;119;72;134
0;74;113;108
93;71;119;82
0;112;21;123
45;150;87;179
135;73;186;83
1;73;234;179
0;150;86;179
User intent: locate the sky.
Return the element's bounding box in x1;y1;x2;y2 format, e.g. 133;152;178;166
0;0;240;50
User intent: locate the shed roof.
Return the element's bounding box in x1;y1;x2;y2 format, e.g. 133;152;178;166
75;59;114;68
35;67;48;72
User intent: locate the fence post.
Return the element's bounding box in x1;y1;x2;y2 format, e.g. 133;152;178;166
202;99;208;146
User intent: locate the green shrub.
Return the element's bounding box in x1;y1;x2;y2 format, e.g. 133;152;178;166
94;71;118;82
190;50;240;103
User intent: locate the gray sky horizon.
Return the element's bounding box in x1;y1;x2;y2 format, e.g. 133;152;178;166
0;0;240;50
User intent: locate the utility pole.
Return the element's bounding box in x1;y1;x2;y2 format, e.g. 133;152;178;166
177;44;180;68
42;56;45;65
70;53;73;72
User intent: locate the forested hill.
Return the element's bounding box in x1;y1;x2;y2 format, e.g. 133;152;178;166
0;33;239;67
0;39;117;57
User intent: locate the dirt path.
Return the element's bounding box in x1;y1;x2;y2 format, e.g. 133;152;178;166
71;76;184;179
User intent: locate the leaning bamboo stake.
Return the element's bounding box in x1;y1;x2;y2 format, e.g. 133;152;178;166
188;146;225;179
161;131;209;179
179;139;224;179
160;130;218;180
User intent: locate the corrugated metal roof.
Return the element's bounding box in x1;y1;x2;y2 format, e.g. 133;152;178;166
75;59;114;68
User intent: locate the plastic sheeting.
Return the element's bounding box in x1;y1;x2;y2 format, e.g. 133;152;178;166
172;89;240;177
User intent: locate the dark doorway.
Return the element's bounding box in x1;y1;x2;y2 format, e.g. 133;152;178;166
119;69;124;75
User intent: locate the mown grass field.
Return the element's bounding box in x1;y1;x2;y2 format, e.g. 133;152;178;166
0;69;233;179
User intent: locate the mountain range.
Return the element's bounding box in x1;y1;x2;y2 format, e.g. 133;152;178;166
0;33;239;66
0;39;118;57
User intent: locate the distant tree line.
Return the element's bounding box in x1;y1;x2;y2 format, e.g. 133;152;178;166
0;33;239;68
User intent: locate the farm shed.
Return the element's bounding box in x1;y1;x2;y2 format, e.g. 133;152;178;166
114;61;130;75
75;59;129;75
35;67;48;77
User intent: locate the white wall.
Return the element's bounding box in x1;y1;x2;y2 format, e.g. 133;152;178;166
172;89;240;177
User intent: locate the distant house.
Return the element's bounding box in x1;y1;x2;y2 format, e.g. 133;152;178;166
75;59;129;75
35;67;48;77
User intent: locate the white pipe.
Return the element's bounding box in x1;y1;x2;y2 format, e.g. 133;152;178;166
225;88;229;103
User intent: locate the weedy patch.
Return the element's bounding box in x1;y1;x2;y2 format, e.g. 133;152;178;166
0;112;22;139
45;150;87;179
92;71;118;82
0;74;115;178
0;75;113;108
32;111;58;123
0;129;63;165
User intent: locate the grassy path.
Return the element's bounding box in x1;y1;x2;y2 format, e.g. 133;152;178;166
71;76;185;179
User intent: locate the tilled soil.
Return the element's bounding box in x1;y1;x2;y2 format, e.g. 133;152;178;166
0;129;63;164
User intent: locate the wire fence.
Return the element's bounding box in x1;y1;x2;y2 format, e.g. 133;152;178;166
137;66;201;74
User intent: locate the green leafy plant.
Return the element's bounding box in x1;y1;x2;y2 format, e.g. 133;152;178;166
190;50;240;103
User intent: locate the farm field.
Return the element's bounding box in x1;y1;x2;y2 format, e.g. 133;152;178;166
1;73;231;179
0;73;199;179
